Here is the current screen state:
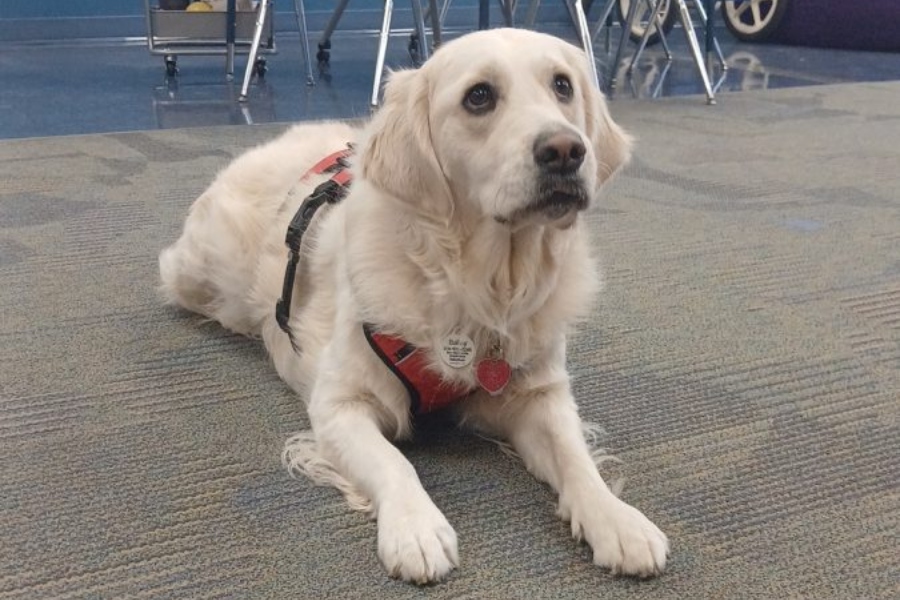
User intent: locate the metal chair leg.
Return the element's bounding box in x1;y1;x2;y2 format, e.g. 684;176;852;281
590;0;618;41
609;0;640;88
239;0;269;101
656;4;673;58
293;0;315;85
372;0;395;107
500;0;516;26
572;0;600;88
690;0;726;68
226;0;237;79
411;0;430;61
419;0;444;46
429;0;442;46
628;0;671;73
525;0;540;26
440;0;452;23
320;0;352;45
673;0;715;103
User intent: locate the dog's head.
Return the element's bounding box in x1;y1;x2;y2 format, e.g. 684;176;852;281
360;28;631;229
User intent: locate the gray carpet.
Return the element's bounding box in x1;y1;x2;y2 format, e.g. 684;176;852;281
1;81;898;599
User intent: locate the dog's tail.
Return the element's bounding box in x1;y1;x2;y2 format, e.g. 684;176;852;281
159;241;217;315
159;228;262;336
282;430;374;516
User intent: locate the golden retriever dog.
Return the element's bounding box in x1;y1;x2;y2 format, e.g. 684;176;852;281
159;28;668;584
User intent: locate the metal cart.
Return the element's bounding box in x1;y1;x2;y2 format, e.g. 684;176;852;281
145;0;277;95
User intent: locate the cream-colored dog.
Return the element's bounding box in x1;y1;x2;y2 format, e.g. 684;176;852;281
160;28;668;584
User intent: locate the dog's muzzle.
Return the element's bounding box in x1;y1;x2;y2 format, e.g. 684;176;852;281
494;129;591;226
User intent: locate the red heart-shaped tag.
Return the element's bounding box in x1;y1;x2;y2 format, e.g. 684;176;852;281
476;358;511;396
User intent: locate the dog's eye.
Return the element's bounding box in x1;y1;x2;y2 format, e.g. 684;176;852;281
553;74;574;102
463;83;496;114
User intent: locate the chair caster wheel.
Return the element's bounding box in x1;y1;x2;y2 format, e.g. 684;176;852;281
164;55;178;77
254;57;267;78
408;34;421;65
316;40;331;67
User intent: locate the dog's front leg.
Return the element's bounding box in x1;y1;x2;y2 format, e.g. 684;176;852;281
467;380;668;577
306;390;459;584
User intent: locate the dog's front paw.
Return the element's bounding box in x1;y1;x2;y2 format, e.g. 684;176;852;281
567;495;669;577
377;497;459;584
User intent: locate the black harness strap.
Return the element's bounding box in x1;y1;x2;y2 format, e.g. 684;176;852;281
275;151;352;348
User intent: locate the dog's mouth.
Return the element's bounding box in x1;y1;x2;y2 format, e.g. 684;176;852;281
533;174;589;214
497;176;589;226
534;188;589;220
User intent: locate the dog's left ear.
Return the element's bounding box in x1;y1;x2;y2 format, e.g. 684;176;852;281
359;68;451;216
570;51;633;185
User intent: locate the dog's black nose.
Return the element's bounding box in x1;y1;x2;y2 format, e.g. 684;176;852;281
533;131;586;174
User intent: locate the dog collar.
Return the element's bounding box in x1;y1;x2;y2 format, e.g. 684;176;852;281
363;325;474;414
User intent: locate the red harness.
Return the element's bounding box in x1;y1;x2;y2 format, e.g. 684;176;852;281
300;148;353;186
363;326;473;414
277;148;473;414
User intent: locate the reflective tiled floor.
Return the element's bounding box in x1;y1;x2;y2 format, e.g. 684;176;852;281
2;23;899;139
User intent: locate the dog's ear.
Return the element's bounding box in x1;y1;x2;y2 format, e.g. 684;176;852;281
585;85;632;185
359;68;451;214
568;50;633;185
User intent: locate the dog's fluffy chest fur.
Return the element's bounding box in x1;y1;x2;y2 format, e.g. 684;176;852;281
329;181;599;375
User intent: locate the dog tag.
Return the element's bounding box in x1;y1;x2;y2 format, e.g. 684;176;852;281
440;333;475;368
476;358;511;396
